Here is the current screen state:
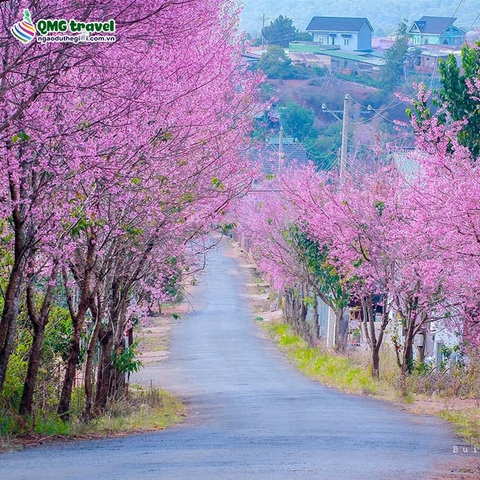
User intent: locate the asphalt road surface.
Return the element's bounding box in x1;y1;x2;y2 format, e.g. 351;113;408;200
2;240;462;479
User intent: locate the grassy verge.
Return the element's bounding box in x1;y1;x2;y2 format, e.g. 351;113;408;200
84;387;185;435
263;321;388;396
438;408;480;446
1;387;185;451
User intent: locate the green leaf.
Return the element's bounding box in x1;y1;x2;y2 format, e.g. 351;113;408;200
373;200;385;216
211;176;225;190
11;131;30;143
18;131;30;141
131;177;142;186
353;258;363;268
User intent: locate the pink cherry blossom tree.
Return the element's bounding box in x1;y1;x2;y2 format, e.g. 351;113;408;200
0;0;261;420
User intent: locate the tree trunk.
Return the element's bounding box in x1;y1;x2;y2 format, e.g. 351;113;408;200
361;295;390;378
283;285;319;347
364;296;380;378
92;234;157;413
0;262;24;393
401;306;416;376
372;346;380;379
83;298;102;419
0;173;28;394
108;357;126;402
19;269;58;416
57;321;83;420
106;293;128;403
19;322;45;416
403;328;415;375
57;236;95;420
334;308;348;352
94;328;113;414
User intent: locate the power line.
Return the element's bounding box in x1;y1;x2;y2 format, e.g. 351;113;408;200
372;0;467;115
466;12;480;32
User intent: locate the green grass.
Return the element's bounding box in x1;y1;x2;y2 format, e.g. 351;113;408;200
0;387;185;450
88;387;185;435
264;321;382;396
35;415;72;436
438;408;480;446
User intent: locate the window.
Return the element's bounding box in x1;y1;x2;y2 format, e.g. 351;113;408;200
318;35;325;44
341;34;351;47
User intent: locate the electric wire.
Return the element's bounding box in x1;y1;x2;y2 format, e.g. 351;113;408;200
363;0;467;115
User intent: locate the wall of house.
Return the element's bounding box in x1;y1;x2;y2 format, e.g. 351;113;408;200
340;33;358;51
357;23;372;51
441;34;464;45
444;26;465;45
410;23;465;46
311;31;342;47
423;326;458;366
311;31;359;51
410;34;451;45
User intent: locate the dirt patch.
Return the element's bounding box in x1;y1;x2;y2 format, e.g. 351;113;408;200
407;398;480;416
137;294;194;365
3;431;132;451
138;315;174;364
429;457;480;479
226;240;283;325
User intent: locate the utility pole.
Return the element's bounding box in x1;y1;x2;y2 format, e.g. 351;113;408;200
340;94;350;182
278;126;284;174
322;94;351;180
260;14;268;49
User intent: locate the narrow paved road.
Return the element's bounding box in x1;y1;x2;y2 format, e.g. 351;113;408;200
2;240;461;479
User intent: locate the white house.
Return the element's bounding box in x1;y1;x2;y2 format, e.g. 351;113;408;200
306;16;373;52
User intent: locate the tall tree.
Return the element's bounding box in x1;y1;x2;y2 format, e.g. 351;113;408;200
261;15;307;47
280;102;315;142
437;44;480;159
381;20;409;90
257;45;293;79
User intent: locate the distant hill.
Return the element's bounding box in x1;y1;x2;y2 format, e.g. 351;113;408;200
240;0;480;36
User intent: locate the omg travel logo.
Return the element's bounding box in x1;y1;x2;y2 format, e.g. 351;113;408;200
11;9;116;44
11;9;36;44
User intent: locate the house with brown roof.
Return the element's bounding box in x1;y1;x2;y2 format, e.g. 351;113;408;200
305;17;373;52
408;16;465;46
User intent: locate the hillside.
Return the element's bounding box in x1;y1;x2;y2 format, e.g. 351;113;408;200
240;0;480;36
